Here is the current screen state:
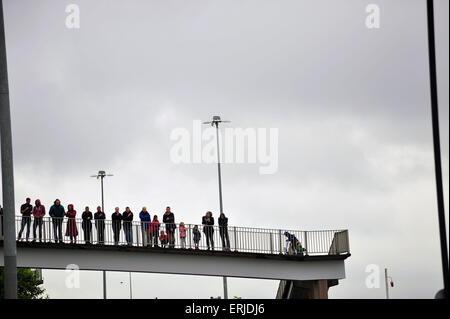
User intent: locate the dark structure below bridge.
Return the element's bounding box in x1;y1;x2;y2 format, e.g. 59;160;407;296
276;278;339;299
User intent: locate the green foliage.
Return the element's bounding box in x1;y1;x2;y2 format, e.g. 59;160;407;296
0;267;47;299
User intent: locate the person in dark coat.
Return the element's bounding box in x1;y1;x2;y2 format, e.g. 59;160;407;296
65;204;78;244
202;211;215;250
193;225;201;250
94;206;106;244
122;207;134;246
218;213;231;251
18;198;33;241
162;207;176;248
81;206;93;244
111;207;122;245
49;199;65;243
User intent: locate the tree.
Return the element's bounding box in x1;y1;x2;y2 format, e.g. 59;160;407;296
0;267;47;299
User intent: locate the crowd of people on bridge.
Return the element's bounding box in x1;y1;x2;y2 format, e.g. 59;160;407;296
13;198;232;251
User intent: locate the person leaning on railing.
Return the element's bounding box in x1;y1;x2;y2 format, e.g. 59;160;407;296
163;207;176;248
49;199;65;244
202;211;215;251
122;207;134;246
179;222;187;249
31;199;45;242
218;213;231;251
193;225;201;250
94;206;105;244
65;204;78;244
150;215;160;247
139;207;151;247
18;197;33;241
81;206;93;244
111;207;122;245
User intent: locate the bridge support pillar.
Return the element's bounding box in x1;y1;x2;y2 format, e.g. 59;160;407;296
276;279;339;299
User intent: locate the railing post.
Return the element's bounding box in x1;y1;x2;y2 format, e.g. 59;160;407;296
233;227;237;252
304;231;308;256
188;224;192;249
279;230;283;254
135;223;139;247
43;217;46;242
270;232;273;254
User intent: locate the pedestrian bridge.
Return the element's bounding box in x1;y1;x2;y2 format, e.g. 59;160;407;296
0;217;350;296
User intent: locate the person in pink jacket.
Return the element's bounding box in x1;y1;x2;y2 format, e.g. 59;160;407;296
65;204;78;244
179;222;187;249
32;199;45;242
150;215;160;247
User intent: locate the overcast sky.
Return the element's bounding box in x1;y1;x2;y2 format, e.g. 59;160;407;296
1;0;448;298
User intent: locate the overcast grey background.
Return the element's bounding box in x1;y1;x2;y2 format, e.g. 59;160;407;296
1;0;448;298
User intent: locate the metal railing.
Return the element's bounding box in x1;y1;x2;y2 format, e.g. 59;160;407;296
12;216;350;256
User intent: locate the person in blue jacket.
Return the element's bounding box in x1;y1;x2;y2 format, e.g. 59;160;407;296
139;207;151;247
49;199;65;243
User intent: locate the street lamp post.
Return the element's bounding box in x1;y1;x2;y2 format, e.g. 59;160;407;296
90;170;113;299
0;0;17;299
384;268;394;299
202;116;230;300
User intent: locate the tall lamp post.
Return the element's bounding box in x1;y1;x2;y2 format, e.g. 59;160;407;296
0;0;17;299
202;116;230;299
384;268;394;299
90;170;113;299
426;0;448;299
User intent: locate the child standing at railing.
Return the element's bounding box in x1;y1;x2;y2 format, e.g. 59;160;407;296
179;222;187;249
160;230;168;248
193;225;201;250
150;215;160;247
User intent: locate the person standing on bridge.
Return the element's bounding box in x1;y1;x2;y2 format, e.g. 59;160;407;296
150;215;160;247
32;199;45;242
49;199;65;243
65;204;78;244
202;211;215;251
81;206;93;244
112;207;122;245
139;207;151;247
94;206;106;244
163;207;176;248
193;225;201;250
122;207;134;246
179;222;187;249
218;213;231;251
18;197;33;241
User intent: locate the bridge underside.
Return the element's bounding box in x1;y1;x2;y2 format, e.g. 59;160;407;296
0;242;349;281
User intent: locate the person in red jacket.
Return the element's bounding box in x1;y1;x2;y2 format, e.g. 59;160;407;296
32;199;45;242
65;204;78;244
150;215;160;247
160;230;168;248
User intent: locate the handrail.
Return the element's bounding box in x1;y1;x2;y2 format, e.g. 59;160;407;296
13;216;350;256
